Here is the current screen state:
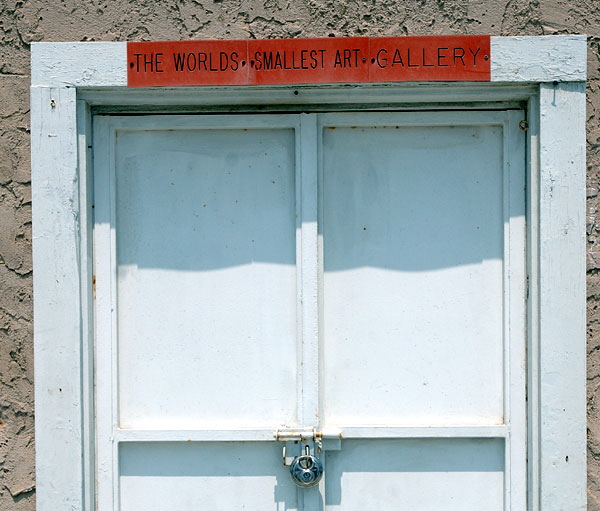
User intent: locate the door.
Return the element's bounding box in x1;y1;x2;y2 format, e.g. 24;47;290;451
93;109;526;510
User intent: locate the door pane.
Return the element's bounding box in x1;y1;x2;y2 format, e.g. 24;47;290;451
120;442;299;511
115;127;297;429
324;439;504;511
322;123;505;426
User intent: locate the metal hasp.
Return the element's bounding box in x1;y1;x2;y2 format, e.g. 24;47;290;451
289;445;324;488
276;427;318;442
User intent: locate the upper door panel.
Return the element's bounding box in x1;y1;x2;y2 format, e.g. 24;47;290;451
320;112;522;428
108;120;299;429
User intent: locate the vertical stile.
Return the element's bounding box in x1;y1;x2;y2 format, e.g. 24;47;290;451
526;94;541;511
298;114;322;509
295;117;304;431
503;111;528;510
110;125;121;511
502;113;512;511
93;116;116;511
298;114;320;428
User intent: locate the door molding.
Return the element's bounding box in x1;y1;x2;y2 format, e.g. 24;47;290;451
31;35;587;510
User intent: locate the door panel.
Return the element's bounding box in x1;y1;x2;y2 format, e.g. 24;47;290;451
115;127;298;429
324;439;504;511
119;442;299;510
321;123;504;426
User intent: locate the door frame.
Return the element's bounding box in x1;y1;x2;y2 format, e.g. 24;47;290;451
31;35;587;510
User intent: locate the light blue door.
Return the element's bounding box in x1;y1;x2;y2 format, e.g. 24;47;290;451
93;110;526;510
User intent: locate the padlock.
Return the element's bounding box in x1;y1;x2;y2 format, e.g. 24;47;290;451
289;445;324;488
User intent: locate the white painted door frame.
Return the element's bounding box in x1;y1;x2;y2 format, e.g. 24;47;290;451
31;35;587;510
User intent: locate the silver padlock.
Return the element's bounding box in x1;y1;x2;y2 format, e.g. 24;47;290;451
289;445;324;488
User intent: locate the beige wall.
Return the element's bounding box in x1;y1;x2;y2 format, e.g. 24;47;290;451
0;1;598;509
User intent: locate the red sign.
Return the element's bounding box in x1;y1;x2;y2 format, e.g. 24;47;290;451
128;36;490;87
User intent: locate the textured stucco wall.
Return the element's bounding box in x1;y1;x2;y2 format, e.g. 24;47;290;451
0;1;598;509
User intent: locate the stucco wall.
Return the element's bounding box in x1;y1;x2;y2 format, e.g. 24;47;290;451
0;1;598;509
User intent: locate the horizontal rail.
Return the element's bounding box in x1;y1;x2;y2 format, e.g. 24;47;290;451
113;425;509;443
113;428;277;442
321;425;509;439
